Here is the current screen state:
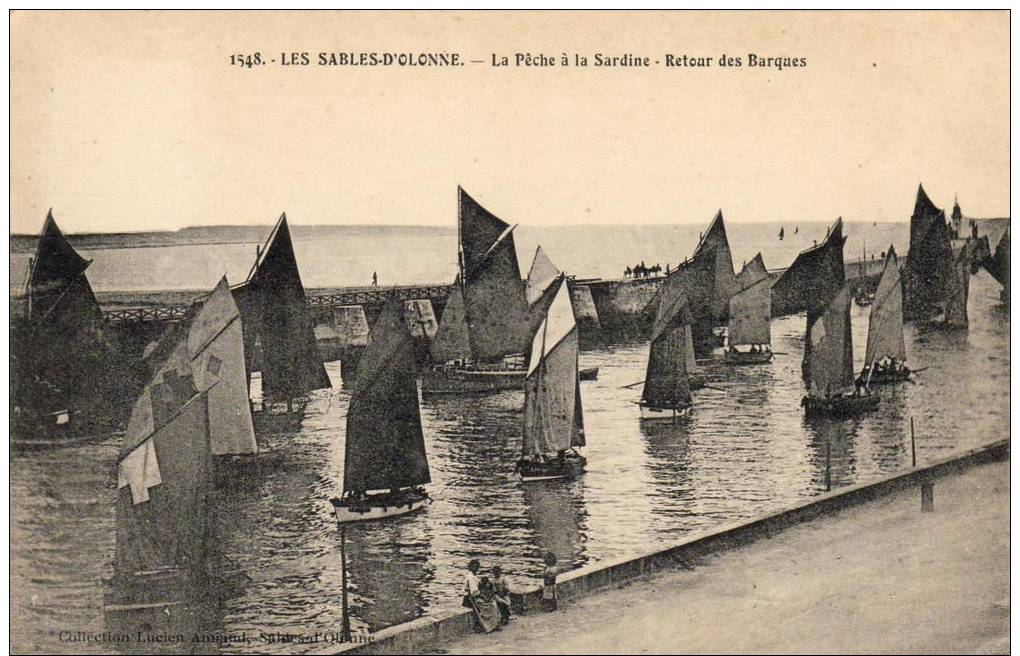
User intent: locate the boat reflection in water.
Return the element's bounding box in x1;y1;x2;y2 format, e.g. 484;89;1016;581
342;518;436;633
521;479;589;574
803;416;861;492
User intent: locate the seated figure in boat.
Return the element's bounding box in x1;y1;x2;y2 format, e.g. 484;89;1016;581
516;448;586;481
857;356;911;385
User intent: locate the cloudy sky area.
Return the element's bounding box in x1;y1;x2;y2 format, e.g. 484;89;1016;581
10;10;1009;234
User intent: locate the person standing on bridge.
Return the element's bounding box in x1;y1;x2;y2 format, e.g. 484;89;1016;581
372;271;378;286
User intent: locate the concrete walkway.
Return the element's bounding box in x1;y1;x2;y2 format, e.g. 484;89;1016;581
433;460;1010;655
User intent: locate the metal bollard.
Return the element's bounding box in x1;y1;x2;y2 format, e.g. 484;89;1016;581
921;481;934;512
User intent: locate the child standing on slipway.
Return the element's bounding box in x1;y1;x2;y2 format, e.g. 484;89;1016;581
542;552;559;612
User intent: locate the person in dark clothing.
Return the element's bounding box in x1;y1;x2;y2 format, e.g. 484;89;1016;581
542;552;559;612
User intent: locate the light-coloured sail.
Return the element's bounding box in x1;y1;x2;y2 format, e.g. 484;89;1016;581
188;277;257;456
523;283;582;456
864;248;906;366
807;286;855;397
728;278;771;346
526;246;560;306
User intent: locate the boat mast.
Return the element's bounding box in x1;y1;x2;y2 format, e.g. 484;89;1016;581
340;524;352;642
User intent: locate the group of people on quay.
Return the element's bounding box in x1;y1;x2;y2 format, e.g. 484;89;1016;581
624;261;666;278
462;552;560;633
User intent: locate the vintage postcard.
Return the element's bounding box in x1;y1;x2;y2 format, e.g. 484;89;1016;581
8;9;1010;655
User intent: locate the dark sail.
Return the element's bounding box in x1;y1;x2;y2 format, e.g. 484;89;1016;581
647;210;736;349
233;214;331;401
344;301;430;493
116;376;213;578
459;187;529;360
772;217;847;317
944;243;970;328
642;275;693;409
864;247;906;367
16;211;109;421
904;184;952;321
983;227;1010;291
806;285;854;398
522;284;583;456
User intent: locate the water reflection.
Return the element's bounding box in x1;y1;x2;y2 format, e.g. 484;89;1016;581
521;479;589;570
343;518;435;633
803;416;860;492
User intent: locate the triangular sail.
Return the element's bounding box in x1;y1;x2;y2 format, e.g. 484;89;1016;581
27;210;91;319
522;283;582;457
526;246;560;306
642;278;693;408
773;218;847;317
234;214;331;401
459;188;529;360
983;227;1009;289
429;279;472;363
735;253;769;290
807;286;854;397
904;184;953;321
527;275;566;347
344;300;430;493
864;247;906;366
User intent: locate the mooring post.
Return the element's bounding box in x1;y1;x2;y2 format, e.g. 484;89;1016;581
921;480;935;512
340;523;352;642
824;436;831;492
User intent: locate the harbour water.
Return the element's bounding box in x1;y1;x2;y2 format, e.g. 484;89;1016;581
9;221;1009;654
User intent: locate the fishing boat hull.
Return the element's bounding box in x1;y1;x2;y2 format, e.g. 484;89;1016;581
330;490;431;523
421;365;526;394
517;453;587;482
801;394;880;417
856;366;912;386
579;366;599;381
637;402;692;422
724;350;774;365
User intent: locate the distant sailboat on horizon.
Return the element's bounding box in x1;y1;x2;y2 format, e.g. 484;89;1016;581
779;226;785;241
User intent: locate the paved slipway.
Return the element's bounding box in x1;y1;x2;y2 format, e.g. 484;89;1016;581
434;460;1010;655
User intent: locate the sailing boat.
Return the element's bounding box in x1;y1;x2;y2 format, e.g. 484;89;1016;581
779;226;785;241
725;254;773;364
801;286;879;417
330;300;431;521
105;310;228;631
232;214;331;416
422;187;530;394
856;247;911;385
516;277;587;481
13;211;112;443
853;240;875;307
638;273;694;422
940;241;971;329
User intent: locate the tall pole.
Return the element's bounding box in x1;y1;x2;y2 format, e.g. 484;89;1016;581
910;417;917;468
824;435;832;492
340;524;352;643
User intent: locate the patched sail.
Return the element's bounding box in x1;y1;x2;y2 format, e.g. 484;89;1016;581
233;214;331;401
459;187;529;360
115;388;213;578
523;281;583;457
864;247;906;367
188;277;257;456
344;300;430;493
807;286;854;398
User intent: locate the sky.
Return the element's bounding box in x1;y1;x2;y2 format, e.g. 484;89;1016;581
10;10;1010;234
